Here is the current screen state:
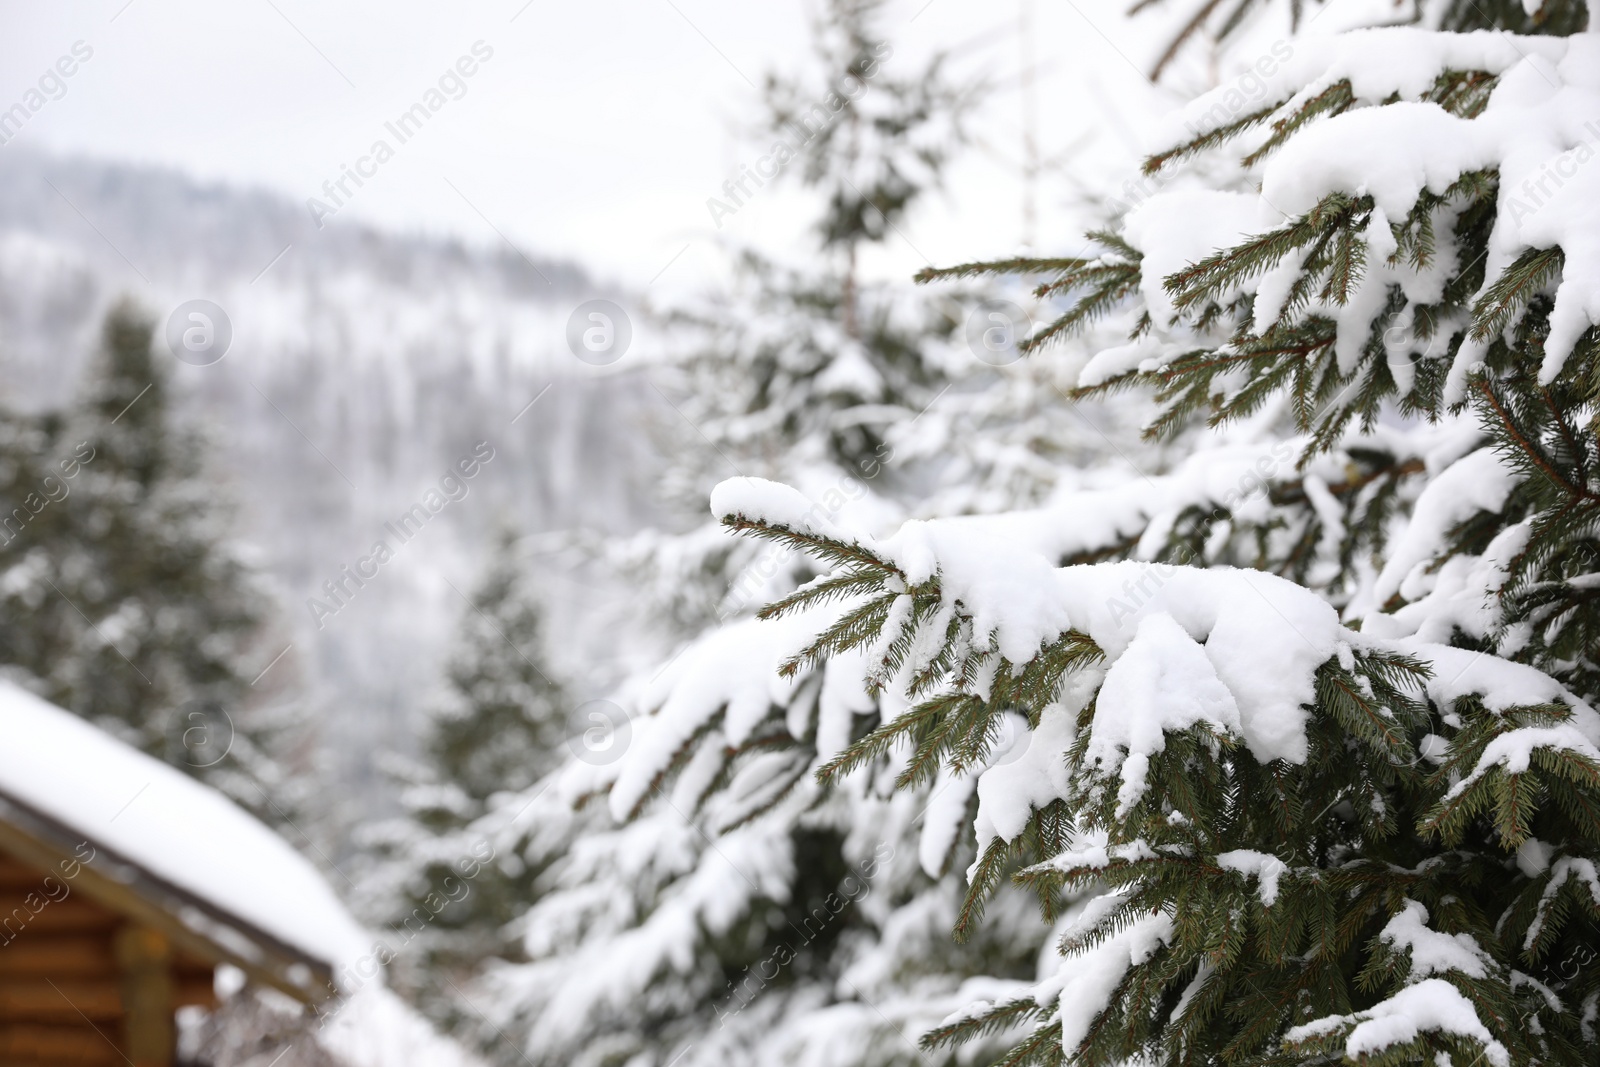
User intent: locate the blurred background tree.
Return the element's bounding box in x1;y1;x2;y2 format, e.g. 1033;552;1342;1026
0;299;309;823
356;530;570;1029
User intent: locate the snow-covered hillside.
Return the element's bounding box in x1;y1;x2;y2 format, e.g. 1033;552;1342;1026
0;149;676;832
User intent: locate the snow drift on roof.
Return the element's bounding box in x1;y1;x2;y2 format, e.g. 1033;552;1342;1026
0;680;369;975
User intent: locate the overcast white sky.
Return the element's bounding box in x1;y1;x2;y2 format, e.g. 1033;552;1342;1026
0;0;1304;289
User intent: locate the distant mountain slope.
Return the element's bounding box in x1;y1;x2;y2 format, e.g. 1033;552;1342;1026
0;148;589;403
0;149;585;295
0;149;676;841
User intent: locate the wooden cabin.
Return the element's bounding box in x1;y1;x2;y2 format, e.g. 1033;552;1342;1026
0;846;217;1065
0;788;339;1067
0;683;370;1067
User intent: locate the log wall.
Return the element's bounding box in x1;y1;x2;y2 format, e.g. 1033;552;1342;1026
0;854;215;1066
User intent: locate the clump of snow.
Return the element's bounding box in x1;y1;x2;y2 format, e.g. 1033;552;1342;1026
1378;900;1493;980
1524;857;1600;949
1411;642;1595;721
972;696;1081;852
1216;850;1289;907
918;764;979;878
1371;449;1521;606
1263;101;1491;222
1289;979;1510;1067
1036;837;1159;877
1066;563;1344;766
1440;723;1600;804
816;650;876;762
813;339;887;398
1515;837;1554;878
1078;337;1190;389
1121;191;1261;327
1039;914;1175;1052
1364;523;1530;645
1090;614;1241;816
711;476;858;543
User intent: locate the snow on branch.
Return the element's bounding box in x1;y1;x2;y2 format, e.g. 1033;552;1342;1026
712;456;1600;1067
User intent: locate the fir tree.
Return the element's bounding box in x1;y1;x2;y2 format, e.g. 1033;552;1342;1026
629;0;980;639
667;0;974;487
469;6;1066;1066
360;532;569;1033
0;300;300;820
681;1;1600;1064
429;531;570;805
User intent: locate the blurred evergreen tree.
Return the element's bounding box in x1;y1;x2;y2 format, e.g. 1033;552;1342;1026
667;0;978;493
360;530;569;1026
0;299;305;821
625;0;987;645
429;532;569;805
473;7;1052;1067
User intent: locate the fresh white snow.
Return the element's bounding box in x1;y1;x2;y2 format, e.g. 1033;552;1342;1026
0;679;369;974
0;680;486;1067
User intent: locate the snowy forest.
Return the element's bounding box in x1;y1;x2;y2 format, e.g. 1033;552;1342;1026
3;0;1600;1064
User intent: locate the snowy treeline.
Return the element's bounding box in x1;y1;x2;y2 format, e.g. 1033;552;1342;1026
0;148;675;823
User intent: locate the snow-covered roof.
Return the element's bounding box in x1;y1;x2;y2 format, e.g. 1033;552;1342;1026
0;680;369;997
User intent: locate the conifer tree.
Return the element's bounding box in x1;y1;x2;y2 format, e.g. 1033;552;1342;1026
359;532;569;1031
681;0;972;467
651;0;976;554
0;300;299;819
621;0;989;658
429;532;570;805
469;6;1072;1066
679;1;1600;1064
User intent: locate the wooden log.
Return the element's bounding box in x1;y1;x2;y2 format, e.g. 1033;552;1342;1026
0;977;124;1019
0;898;118;937
173;974;216;1010
0;862;60;890
0;933;118;976
0;1022;127;1065
0;858;80;904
